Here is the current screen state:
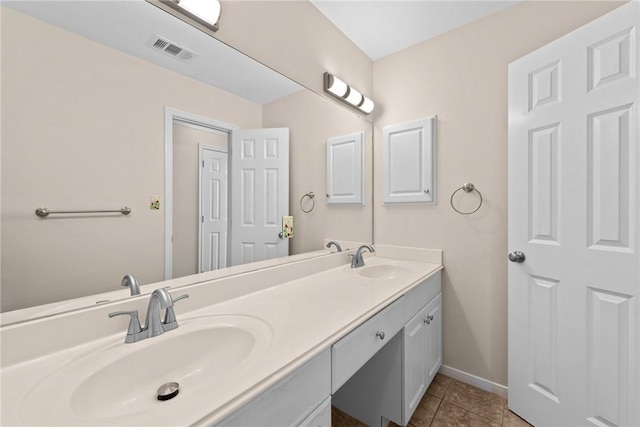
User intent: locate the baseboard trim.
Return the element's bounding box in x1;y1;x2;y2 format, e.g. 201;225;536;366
438;365;508;399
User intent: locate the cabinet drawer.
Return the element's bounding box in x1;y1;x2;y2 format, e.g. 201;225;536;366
217;349;331;426
298;397;331;427
332;298;404;393
404;272;441;323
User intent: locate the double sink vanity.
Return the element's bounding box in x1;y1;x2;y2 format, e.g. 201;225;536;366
1;245;442;426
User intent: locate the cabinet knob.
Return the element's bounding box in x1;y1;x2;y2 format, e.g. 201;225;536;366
376;331;385;340
424;314;434;325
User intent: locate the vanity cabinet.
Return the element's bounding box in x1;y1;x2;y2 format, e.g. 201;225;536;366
332;272;442;427
217;270;441;427
331;297;404;393
217;349;331;427
298;397;331;427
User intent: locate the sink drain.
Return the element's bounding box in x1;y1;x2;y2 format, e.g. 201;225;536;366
157;382;180;401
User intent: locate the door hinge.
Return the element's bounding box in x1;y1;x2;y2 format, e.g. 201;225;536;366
202;160;205;168
201;215;204;223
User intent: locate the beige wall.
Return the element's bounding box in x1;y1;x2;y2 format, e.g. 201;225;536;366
372;1;624;386
172;123;228;279
1;8;262;311
263;89;373;254
215;0;373;113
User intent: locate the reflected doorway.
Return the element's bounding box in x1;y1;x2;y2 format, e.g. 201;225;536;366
165;108;290;280
172;121;228;278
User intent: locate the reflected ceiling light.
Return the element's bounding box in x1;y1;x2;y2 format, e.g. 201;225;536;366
176;0;221;24
156;0;221;32
323;72;375;115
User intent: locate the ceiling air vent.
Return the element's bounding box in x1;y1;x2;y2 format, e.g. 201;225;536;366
146;35;198;63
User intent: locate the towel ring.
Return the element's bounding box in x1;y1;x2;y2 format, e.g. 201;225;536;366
300;192;315;213
450;183;483;215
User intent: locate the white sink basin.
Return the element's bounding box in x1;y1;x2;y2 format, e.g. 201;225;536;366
19;314;272;424
359;264;410;280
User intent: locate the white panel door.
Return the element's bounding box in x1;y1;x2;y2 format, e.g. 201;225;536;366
326;131;365;205
200;145;227;272
383;116;436;204
230;128;289;266
508;3;639;426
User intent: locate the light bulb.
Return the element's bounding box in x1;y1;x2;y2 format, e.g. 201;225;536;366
326;74;349;98
359;97;375;114
345;87;363;106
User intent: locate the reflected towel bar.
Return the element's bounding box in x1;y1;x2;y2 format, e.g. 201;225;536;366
299;192;315;213
35;207;132;218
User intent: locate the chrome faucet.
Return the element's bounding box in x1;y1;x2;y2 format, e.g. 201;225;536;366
121;274;140;296
109;288;189;343
351;245;375;268
326;241;342;253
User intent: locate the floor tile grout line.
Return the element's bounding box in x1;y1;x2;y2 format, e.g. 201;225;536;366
440;398;504;426
426;395;444;427
440;378;507;424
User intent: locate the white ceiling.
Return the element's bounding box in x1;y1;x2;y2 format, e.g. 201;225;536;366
3;0;302;105
310;0;523;60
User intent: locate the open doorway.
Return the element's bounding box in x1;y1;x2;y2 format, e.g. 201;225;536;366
164;107;290;280
172;121;228;277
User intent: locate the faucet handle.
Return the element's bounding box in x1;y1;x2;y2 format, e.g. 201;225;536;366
109;310;142;341
163;294;189;328
172;294;189;304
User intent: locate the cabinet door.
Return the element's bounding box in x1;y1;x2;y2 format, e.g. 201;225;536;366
326;131;365;205
425;293;442;383
403;306;428;422
382;116;436;204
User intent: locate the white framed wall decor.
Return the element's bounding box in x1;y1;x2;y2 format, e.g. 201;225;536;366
326;131;365;205
382;116;437;204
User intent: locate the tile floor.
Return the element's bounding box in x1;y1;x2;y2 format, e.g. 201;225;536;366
331;374;532;427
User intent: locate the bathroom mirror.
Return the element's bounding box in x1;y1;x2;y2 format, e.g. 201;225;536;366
1;1;373;319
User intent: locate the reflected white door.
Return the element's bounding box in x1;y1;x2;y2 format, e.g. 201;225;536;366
508;3;639;426
230;128;289;266
199;145;227;272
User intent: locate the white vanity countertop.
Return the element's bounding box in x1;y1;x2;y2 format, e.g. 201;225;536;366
1;251;442;426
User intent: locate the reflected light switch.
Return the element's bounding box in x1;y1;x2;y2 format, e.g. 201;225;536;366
282;216;293;239
150;195;160;210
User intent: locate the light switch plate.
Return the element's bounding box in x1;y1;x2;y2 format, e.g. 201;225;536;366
150;195;160;210
282;216;293;238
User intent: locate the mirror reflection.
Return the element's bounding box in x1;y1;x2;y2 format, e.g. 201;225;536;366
1;0;373;318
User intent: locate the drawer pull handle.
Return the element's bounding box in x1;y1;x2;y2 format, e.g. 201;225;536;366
376;331;385;340
424;314;434;325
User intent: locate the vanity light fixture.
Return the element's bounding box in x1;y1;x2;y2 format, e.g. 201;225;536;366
324;72;375;115
156;0;221;32
344;87;363;106
325;74;349;98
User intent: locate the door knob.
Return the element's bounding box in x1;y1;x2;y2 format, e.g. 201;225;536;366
508;251;526;263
